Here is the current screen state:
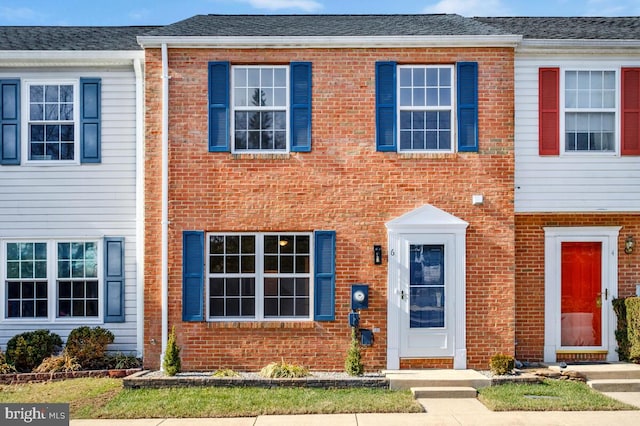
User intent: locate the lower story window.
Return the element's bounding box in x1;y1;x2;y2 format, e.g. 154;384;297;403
4;240;100;320
207;233;311;320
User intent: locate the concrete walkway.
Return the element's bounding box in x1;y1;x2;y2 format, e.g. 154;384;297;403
71;393;640;426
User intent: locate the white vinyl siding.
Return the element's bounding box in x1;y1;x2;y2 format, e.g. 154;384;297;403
0;67;138;353
514;56;640;212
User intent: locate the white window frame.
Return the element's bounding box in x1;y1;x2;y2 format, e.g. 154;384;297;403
230;65;290;154
0;239;103;324
21;79;81;166
205;232;313;322
397;64;455;153
559;68;620;157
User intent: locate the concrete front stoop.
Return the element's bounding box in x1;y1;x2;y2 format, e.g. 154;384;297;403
549;362;640;393
384;369;490;399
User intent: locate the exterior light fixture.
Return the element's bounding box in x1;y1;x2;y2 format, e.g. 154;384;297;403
625;235;635;254
374;245;382;265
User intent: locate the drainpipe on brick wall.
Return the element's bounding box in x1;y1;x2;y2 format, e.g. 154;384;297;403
160;43;170;369
134;57;145;359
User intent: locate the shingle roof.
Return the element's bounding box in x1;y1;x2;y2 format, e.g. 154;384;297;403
143;14;512;37
475;17;640;40
0;26;161;50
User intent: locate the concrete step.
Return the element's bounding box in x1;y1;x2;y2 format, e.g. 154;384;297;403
588;379;640;392
549;363;640;380
384;369;491;391
412;386;478;398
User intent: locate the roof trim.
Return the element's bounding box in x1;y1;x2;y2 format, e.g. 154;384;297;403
0;50;145;67
137;35;522;49
517;38;640;53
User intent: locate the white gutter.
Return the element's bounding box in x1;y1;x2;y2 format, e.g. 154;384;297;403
160;43;170;368
0;50;144;67
133;57;145;359
137;35;522;49
517;39;640;54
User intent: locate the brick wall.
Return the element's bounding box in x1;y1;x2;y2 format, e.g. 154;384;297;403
515;213;640;362
144;46;516;371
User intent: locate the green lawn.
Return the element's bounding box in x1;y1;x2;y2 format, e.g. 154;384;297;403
0;378;423;419
478;379;637;411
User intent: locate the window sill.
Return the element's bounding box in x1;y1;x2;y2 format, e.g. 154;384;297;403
396;152;456;160
231;153;292;160
206;321;316;329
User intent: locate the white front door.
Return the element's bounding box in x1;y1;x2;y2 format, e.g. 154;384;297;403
399;235;455;358
386;205;468;370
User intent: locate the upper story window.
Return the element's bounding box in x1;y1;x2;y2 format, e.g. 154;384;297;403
399;66;453;152
539;67;640;156
564;71;616;153
375;61;478;153
208;62;312;154
232;66;288;152
27;82;77;161
0;78;101;166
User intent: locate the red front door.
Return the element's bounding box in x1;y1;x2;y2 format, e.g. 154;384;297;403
560;242;602;347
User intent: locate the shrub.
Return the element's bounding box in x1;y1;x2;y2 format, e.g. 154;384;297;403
212;368;240;378
259;360;309;378
104;352;142;370
345;328;364;376
626;297;640;362
65;326;114;369
613;297;630;361
162;326;181;376
6;330;62;372
489;354;515;376
0;351;17;374
34;352;81;373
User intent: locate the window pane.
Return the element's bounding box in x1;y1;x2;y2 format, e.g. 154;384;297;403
226;298;240;316
264;298;278;316
7;262;19;279
241;254;255;273
265;278;278;296
226;256;239;273
210;278;224;296
274;68;286;87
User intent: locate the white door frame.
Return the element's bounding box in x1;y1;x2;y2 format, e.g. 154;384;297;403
543;226;620;362
386;205;468;370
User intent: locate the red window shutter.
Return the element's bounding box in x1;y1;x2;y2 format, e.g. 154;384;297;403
622;68;640;156
539;68;560;155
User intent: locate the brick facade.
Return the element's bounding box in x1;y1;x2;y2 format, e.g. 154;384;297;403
144;47;516;371
515;213;640;362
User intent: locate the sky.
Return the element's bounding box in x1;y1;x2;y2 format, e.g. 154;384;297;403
0;0;638;26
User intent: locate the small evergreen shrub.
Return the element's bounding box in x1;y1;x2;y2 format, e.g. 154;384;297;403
626;297;640;362
162;326;181;376
489;354;515;376
65;326;114;369
34;352;81;373
613;297;630;361
345;327;364;376
6;330;62;372
259;360;309;378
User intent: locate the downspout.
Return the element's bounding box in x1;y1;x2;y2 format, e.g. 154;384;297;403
160;43;170;367
133;57;145;359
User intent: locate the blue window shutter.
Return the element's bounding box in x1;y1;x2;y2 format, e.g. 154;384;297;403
314;230;336;321
290;62;312;152
456;62;478;152
0;79;20;165
80;78;101;163
104;237;125;323
183;231;204;321
376;61;397;152
208;62;230;152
